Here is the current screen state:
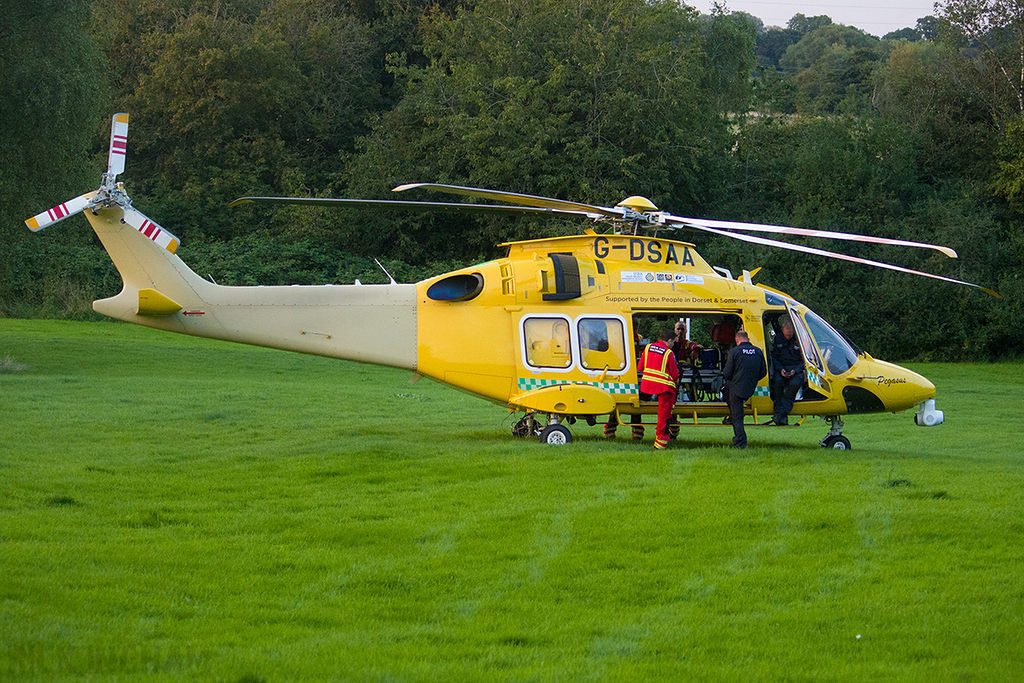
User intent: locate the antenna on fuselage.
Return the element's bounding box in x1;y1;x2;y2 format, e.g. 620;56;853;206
374;258;397;285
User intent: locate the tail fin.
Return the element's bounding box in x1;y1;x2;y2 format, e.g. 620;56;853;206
85;204;212;324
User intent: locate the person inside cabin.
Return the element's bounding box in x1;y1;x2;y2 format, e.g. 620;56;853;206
769;317;804;426
673;319;702;403
673;320;702;364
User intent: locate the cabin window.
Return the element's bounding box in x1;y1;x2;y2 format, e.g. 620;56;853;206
790;312;825;375
803;310;858;375
426;272;484;301
523;317;573;368
578;318;626;371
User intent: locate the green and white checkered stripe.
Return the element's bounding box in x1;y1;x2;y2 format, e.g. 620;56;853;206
807;371;826;392
517;377;639;395
753;386;770;397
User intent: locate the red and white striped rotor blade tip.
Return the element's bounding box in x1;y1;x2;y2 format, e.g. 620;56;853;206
24;193;92;232
122;207;180;254
107;112;129;177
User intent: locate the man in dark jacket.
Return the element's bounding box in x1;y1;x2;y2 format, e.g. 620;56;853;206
770;318;804;425
723;329;767;449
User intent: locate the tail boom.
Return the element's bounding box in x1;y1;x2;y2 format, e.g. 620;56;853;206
84;206;418;370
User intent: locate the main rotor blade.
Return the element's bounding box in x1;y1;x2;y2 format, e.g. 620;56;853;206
393;183;617;219
107;112;130;178
399;185;959;258
230;195;595;219
694;224;999;297
661;213;958;258
24;193;93;232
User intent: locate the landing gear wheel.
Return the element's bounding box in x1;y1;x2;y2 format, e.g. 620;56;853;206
821;435;851;450
539;424;572;445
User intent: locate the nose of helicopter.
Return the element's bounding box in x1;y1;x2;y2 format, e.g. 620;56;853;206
857;359;936;413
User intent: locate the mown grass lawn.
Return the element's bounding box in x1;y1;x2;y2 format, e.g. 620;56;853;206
2;319;1023;682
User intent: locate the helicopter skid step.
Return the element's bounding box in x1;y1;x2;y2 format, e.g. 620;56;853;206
618;420;800;427
616;411;809;428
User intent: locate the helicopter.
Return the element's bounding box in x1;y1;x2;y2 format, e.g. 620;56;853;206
26;114;1000;449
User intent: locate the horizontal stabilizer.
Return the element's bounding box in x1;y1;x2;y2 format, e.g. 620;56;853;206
137;288;183;316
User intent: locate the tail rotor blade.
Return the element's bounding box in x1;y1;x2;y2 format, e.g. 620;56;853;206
24;193;93;232
122;206;179;254
107;112;129;178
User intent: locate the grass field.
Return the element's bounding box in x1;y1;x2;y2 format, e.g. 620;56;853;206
2;319;1023;682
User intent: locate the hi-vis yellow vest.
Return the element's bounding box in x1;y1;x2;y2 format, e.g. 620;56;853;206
639;342;678;394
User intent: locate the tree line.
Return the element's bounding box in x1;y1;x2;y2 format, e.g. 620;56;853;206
1;0;1021;361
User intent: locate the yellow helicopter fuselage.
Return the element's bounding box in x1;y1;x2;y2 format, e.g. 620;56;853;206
416;232;935;423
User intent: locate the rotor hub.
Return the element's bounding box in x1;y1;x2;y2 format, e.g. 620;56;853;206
616;196;658;212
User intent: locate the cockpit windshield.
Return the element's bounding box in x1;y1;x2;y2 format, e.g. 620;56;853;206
803;310;858;375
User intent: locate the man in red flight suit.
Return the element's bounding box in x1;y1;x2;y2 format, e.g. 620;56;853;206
638;328;680;450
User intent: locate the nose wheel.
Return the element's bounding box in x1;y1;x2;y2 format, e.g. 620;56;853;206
819;416;851;450
821;434;851;450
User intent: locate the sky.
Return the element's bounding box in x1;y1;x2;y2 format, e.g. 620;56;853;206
689;0;939;37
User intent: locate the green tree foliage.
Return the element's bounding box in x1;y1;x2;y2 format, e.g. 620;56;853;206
91;0;381;242
729;30;1020;360
918;15;942;40
3;0;1022;359
992;114;1024;206
343;0;466;103
756;14;834;71
937;0;1024;115
128;12;304;238
787;13;833;34
884;27;923;42
938;1;1024;215
344;0;754;261
756;27;800;69
780;23;881;72
0;0;107;315
775;25;884;114
874;40;994;180
700;6;758;114
727;108;1015;359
